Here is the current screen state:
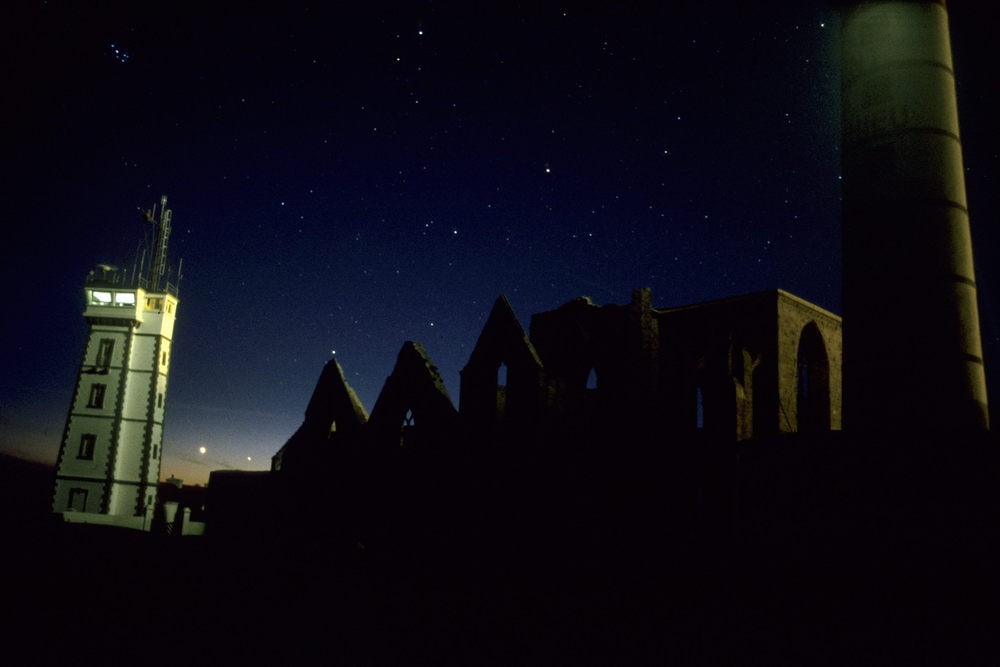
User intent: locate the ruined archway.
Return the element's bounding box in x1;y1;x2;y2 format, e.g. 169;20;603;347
796;322;830;432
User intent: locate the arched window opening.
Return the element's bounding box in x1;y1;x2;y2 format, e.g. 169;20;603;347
328;420;337;438
796;322;830;432
400;409;416;447
752;363;766;437
585;367;598;390
696;385;705;430
496;362;508;422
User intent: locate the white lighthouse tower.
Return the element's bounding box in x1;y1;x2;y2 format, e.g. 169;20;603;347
52;196;180;528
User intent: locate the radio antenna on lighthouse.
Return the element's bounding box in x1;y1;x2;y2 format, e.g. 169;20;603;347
143;195;172;292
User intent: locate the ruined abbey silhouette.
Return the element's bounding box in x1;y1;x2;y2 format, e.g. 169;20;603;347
202;2;994;560
207;288;844;555
30;5;998;664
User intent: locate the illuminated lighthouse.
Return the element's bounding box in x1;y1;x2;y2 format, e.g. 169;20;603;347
52;196;181;526
839;1;989;432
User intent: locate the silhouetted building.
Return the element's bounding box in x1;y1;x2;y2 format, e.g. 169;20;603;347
205;288;841;554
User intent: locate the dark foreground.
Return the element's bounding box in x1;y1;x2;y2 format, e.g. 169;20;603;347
3;437;999;666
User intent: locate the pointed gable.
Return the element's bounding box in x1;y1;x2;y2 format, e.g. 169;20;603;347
272;357;368;472
304;357;369;435
460;295;546;432
464;295;543;372
367;341;458;449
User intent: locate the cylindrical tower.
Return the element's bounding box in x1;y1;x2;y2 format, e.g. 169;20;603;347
840;1;989;432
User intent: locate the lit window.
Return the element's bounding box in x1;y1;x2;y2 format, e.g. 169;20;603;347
91;291;112;305
114;292;135;306
145;297;163;311
77;434;96;460
88;384;107;408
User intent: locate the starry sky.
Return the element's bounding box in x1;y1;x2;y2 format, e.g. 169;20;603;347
2;2;997;485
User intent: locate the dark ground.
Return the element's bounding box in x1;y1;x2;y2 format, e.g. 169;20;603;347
3;439;999;666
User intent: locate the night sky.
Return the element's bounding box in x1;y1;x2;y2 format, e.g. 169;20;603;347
2;2;997;485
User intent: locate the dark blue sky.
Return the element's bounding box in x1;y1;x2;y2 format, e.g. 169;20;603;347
2;2;997;483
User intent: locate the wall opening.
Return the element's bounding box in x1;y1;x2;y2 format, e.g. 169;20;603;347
696;385;705;429
752;363;765;436
400;408;416;447
97;339;115;368
496;362;508;422
796;322;830;432
68;488;88;512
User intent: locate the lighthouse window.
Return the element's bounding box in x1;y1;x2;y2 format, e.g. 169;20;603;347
157;393;163;408
77;434;96;460
68;488;88;512
114;292;135;306
90;291;112;306
87;384;107;409
96;339;115;367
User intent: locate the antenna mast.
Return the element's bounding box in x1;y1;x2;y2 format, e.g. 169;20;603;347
145;195;173;292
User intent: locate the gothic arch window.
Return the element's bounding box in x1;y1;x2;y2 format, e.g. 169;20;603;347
752;362;766;436
696;385;705;430
496;362;508;421
585;367;598;390
400;408;416;447
694;357;707;431
796;322;830;432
